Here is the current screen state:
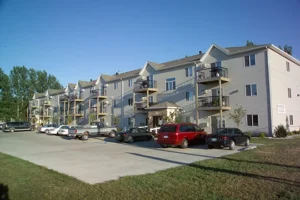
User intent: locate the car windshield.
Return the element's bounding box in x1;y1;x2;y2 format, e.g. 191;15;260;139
215;128;228;134
160;125;176;132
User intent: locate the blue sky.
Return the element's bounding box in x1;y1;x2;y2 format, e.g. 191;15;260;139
0;0;299;86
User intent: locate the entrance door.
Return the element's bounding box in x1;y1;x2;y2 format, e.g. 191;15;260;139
211;116;218;133
147;75;153;88
153;116;161;127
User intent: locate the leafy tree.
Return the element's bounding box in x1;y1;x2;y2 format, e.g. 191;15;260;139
246;40;255;47
284;45;292;55
228;105;246;128
0;68;15;121
89;113;96;124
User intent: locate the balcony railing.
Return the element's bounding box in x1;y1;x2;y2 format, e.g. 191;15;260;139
69;94;83;101
90;89;107;98
30;102;38;108
198;96;230;109
197;67;229;83
43;100;51;106
90;107;97;114
60;95;69;102
133;80;158;93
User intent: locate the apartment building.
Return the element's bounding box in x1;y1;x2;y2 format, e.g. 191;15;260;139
28;43;300;136
196;44;300;135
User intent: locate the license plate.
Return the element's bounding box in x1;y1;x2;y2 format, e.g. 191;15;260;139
163;135;168;138
211;138;217;141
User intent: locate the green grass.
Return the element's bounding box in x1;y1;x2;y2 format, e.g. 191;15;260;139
1;138;300;200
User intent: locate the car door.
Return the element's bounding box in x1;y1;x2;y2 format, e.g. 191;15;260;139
131;128;139;140
233;128;243;145
15;122;22;131
179;124;189;142
236;128;247;144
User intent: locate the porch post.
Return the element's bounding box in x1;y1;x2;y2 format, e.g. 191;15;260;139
219;78;222;128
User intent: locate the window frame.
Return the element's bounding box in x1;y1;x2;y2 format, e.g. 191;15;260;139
114;82;118;90
288;88;292;98
245;84;257;96
166;78;176;91
185;91;194;101
286;61;290;72
128;98;133;106
244;54;256;67
289;115;293;125
128;79;133;87
185;67;193;77
247;114;259;127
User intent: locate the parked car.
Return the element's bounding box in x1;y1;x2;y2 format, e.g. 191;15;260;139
68;122;117;140
115;127;154;143
138;126;161;136
0;123;3;129
2;122;34;132
47;125;70;135
38;124;58;134
157;123;207;148
206;128;250;150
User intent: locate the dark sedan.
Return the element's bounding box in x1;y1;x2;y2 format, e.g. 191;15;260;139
207;128;250;150
115;127;154;143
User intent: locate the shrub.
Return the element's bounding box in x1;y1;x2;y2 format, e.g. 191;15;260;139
292;130;300;134
274;125;287;138
245;132;252;138
287;132;293;136
259;132;266;138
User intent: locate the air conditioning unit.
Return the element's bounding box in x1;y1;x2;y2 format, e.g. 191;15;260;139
81;89;85;92
104;100;109;104
104;84;108;88
202;89;209;94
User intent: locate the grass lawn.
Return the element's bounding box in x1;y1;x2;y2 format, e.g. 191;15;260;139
1;137;300;200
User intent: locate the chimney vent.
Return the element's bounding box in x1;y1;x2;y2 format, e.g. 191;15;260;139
199;51;202;54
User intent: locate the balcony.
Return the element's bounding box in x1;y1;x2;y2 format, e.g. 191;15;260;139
31;102;38;109
197;67;229;84
90;89;107;99
198;96;231;111
90;107;98;114
74;110;84;117
43;100;51;107
69;94;83;102
43;112;52;118
133;80;158;94
60;95;69;102
98;107;107;116
134;102;157;113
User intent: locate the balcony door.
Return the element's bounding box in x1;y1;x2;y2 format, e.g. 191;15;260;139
147;75;153;88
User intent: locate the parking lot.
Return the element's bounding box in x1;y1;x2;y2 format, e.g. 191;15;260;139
0;131;251;184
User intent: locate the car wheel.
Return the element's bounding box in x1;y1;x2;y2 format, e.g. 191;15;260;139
108;131;116;138
45;129;49;134
245;138;250;146
229;140;235;150
128;136;134;143
180;139;188;149
81;134;89;141
208;145;214;149
10;129;15;133
161;144;169;148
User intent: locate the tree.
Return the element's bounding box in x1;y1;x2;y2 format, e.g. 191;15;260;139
0;68;15;121
284;45;292;55
89;113;96;124
163;110;181;124
9;66;63;121
228;105;246;128
246;40;255;47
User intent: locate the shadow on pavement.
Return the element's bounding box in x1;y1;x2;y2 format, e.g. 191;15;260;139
0;184;9;200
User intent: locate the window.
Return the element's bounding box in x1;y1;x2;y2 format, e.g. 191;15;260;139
149;96;153;103
247;115;258;126
114;82;118;89
246;84;257;96
166;78;176;91
244;54;255;67
128;79;133;87
128;98;133;106
185;67;193;77
286;61;290;72
186;116;191;123
289;115;293;125
288;88;292;98
186;91;194;101
179;124;195;132
113;100;117;107
128;117;132;126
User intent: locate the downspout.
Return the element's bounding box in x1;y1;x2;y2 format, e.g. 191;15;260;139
194;62;199;125
121;78;124;128
265;48;273;136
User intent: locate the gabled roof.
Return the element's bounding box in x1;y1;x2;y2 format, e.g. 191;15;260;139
35;92;45;99
48;89;65;96
225;44;270;54
101;68;141;82
78;80;96;88
68;83;76;89
146;101;180;110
